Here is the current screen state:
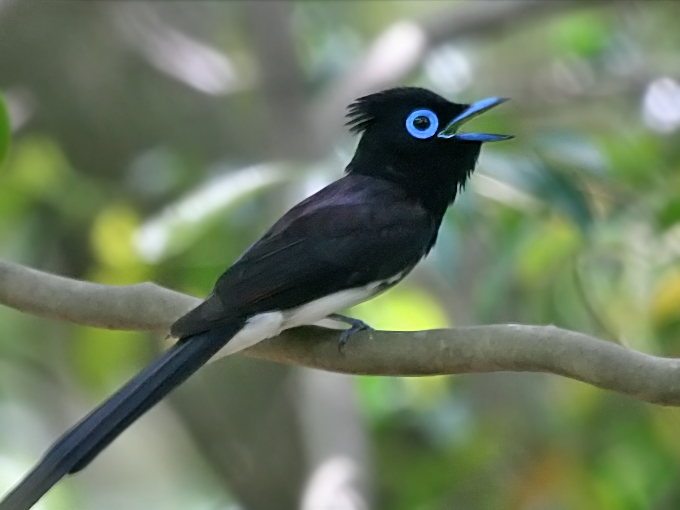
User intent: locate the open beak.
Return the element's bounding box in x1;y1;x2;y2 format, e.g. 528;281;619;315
437;97;513;142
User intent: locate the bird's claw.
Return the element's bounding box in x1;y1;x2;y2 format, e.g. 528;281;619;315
331;315;373;352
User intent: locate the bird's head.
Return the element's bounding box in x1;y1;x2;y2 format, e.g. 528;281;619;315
346;87;512;215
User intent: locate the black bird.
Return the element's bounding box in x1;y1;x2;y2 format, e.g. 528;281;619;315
0;87;511;510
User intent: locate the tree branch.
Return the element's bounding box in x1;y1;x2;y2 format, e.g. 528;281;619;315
259;327;680;407
0;258;199;331
1;257;679;406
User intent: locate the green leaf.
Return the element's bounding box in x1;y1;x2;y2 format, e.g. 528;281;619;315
350;285;449;331
655;197;680;231
599;130;664;186
0;91;10;169
550;11;610;57
72;327;148;392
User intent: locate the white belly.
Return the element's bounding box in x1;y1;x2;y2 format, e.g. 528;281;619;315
212;281;389;360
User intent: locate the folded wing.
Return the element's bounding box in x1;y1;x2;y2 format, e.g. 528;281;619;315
171;175;437;338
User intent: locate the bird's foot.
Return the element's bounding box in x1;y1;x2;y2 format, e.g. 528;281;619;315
328;314;373;352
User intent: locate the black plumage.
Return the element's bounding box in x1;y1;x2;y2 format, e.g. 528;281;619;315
0;87;511;510
346;88;481;216
172;174;436;337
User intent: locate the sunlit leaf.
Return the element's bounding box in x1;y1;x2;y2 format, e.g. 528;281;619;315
0;136;75;229
72;327;148;392
3;136;69;198
91;204;143;271
650;271;680;325
350;285;449;331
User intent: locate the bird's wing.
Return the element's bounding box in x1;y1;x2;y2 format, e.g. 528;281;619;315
170;176;436;338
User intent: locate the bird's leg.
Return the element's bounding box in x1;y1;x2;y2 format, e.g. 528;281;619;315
328;313;373;351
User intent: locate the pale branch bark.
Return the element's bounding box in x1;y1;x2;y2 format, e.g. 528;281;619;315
0;258;199;331
1;257;680;406
262;327;680;407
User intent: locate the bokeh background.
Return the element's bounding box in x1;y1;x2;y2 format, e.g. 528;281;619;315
1;1;680;509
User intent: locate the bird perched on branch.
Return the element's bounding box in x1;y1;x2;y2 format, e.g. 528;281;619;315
0;87;511;510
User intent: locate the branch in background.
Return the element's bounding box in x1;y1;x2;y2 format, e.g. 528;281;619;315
313;0;614;148
1;257;679;407
245;1;319;160
243;5;372;509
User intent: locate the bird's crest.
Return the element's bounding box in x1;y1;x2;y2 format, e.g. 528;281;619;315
346;87;421;134
345;94;377;134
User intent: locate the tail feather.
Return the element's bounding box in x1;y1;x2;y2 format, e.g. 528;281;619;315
0;321;244;510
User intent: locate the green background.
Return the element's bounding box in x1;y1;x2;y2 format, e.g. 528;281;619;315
1;2;680;509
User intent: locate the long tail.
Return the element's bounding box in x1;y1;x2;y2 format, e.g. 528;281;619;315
0;321;244;510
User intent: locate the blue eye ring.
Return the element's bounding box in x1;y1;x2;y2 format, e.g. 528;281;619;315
405;109;439;139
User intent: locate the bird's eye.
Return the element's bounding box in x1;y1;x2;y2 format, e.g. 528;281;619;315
405;109;439;139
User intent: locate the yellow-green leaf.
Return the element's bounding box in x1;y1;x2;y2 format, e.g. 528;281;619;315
651;271;680;324
350;285;450;331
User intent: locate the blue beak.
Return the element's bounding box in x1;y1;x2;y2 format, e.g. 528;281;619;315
437;97;513;142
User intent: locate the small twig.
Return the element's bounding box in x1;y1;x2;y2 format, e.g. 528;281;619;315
570;255;622;344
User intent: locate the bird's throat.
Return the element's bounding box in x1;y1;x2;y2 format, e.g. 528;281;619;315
346;159;463;220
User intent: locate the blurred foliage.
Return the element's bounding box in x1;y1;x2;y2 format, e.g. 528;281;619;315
0;92;8;169
1;1;680;510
